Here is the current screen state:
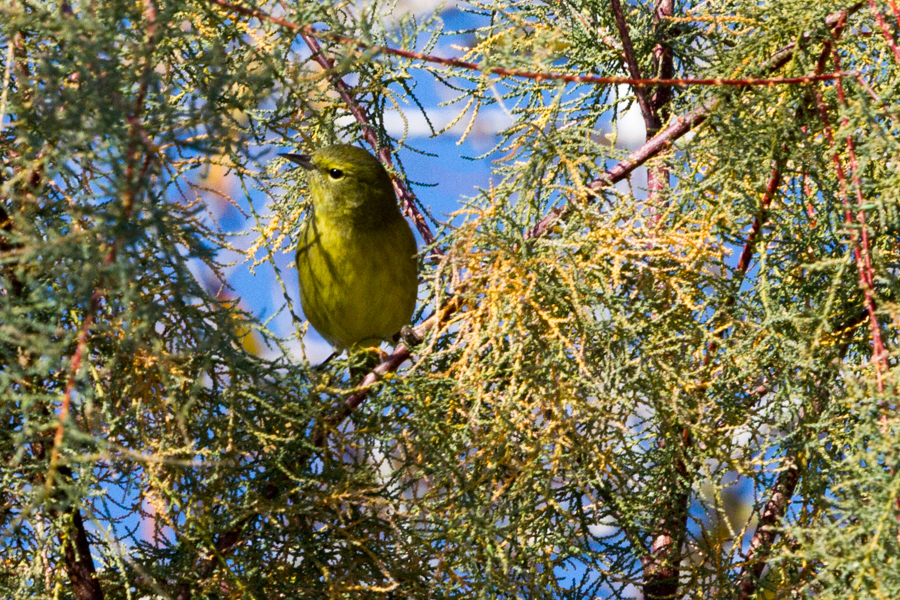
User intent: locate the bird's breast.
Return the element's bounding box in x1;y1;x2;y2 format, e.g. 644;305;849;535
296;214;417;349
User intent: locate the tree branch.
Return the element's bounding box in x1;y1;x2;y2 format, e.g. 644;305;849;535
811;20;888;389
6;4;106;596
41;1;159;596
644;0;675;218
294;29;435;246
609;0;654;127
735;308;866;599
209;1;846;89
736;459;801;599
59;478;106;600
868;0;900;64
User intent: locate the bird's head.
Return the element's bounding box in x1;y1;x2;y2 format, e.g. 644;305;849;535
281;144;397;223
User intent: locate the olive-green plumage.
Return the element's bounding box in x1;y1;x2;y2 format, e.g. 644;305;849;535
282;145;418;350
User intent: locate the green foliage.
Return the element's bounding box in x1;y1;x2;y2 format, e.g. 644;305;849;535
2;1;900;599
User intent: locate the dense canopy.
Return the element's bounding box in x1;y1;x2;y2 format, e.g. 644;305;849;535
1;1;899;599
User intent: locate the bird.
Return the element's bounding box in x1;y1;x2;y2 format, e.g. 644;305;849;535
281;144;418;353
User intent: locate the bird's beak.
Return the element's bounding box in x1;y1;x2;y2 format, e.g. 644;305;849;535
280;153;315;170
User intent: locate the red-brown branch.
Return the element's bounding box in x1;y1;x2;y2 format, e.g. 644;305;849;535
527;98;717;240
811;36;887;391
644;0;675;221
609;0;653;125
834;60;887;377
650;0;676;135
296;29;435;245
641;2;684;597
731;26;854;599
890;0;900;25
208;0;850;90
869;0;900;64
42;2;160;598
736;458;801;599
8;4;105;592
735;160;784;276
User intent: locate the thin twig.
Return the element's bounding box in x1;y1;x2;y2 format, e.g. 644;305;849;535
811;34;887;391
0;40;14;135
609;0;654;125
43;2;160;598
207;0;851;89
735;309;865;599
868;0;900;64
295;30;435;245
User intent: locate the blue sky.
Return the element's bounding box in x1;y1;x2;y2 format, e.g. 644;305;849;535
203;1;652;364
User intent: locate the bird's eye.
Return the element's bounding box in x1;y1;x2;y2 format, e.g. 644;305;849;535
328;168;344;179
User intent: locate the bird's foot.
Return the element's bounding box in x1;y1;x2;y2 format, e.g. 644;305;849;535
398;325;422;348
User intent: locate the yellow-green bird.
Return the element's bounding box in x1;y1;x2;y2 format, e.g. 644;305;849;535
281;144;418;351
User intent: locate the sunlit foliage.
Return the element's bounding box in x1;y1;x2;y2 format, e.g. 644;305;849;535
1;1;899;599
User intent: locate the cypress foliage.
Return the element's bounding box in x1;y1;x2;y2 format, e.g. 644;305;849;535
1;1;898;599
